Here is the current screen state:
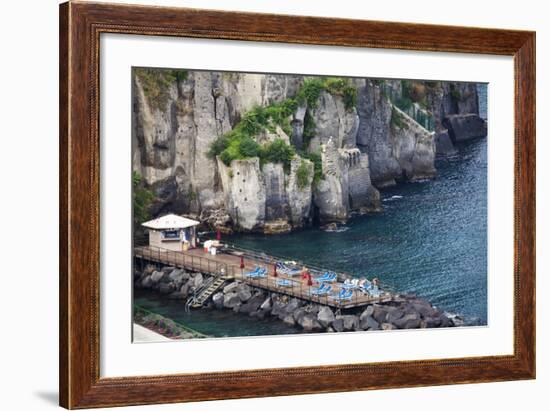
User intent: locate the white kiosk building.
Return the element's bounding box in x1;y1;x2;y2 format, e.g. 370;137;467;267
141;214;199;252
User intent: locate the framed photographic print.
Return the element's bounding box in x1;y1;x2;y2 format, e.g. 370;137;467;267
59;1;535;408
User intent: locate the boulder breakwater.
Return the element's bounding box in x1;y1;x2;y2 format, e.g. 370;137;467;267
134;263;461;338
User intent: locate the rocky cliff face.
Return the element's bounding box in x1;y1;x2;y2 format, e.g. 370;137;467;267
424;82;485;155
355;80;437;186
355;79;401;186
133;69;485;232
390;106;437;181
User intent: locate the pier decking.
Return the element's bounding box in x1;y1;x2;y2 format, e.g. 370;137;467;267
134;245;393;309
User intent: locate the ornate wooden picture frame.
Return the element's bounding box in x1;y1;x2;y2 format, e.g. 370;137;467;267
59;1;535;408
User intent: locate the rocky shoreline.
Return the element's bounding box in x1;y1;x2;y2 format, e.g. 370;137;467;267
135;263;463;338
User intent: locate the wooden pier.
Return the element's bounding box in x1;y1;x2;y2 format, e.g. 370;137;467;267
134;245;393;309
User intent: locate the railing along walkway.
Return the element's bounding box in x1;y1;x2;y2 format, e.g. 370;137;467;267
135;245;392;309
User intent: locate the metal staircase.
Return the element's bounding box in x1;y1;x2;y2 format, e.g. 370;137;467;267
186;277;226;310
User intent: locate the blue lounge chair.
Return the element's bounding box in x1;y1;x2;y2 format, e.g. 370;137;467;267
329;288;354;302
276;262;302;276
253;267;268;278
341;281;359;289
276;279;293;287
245;267;267;278
315;272;337;283
244;266;261;277
310;283;332;296
359;280;373;293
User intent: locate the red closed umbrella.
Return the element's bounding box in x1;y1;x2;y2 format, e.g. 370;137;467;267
273;264;278;277
240;255;245;269
216;228;221;241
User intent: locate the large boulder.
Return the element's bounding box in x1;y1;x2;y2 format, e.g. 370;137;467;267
293;307;308;324
140;275;153;289
143;264;156;276
386;307;405;323
317;307;335;328
223;292;241;309
193;273;204;289
283;298;302;315
236;283;252;302
439;314;452;328
410;300;439;319
168;268;186;284
359;305;374;321
360;314;380;330
239;293;265;314
260;297;272;311
336;315;359;331
223;281;239;294
298;314;323;332
393;313;421;329
372;305;388;324
331;317;344;332
212;292;224;309
150;270;165;284
179;282;190;297
283;314;296;327
443;114;487;143
270;301;287;317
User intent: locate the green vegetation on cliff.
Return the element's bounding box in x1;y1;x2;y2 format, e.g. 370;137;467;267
296;77;357;110
133;172;154;227
299;151;323;185
209;76;357;181
296;160;311;189
208;99;297;170
134;68;188;110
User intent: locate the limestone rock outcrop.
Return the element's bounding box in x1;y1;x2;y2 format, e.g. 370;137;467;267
390;106;437;181
217;158;266;231
133;71;484;232
443;114;488;143
308;91;360;151
355;79;401;186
